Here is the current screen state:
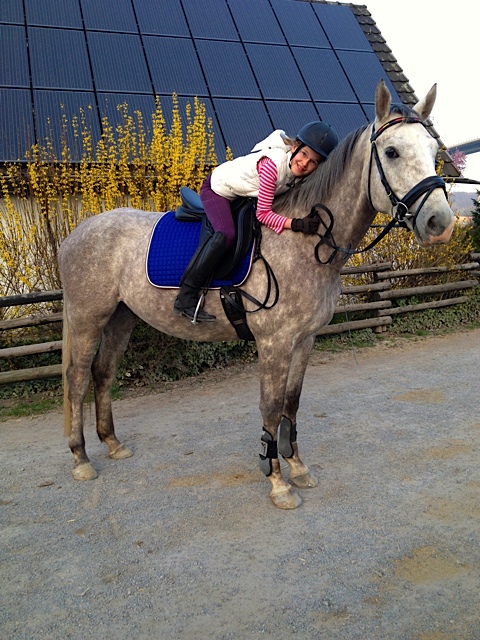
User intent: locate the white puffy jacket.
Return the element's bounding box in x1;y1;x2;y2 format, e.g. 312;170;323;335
210;130;294;200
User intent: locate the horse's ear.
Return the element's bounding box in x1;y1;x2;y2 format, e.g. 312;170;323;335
413;84;437;121
375;79;391;123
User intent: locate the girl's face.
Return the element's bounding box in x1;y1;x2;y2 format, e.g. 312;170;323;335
290;143;322;177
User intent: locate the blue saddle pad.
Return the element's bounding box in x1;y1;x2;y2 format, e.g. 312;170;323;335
146;211;253;288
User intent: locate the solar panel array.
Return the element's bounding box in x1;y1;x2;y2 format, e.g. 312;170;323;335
0;0;400;162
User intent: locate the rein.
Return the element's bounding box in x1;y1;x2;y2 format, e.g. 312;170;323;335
310;203;394;265
312;116;447;265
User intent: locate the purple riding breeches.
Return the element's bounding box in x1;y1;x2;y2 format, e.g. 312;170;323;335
200;174;236;250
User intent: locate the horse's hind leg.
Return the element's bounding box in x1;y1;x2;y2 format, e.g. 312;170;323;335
65;312;106;481
281;336;318;489
91;303;137;460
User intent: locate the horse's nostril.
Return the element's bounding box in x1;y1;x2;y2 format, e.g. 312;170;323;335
425;213;455;244
426;214;440;233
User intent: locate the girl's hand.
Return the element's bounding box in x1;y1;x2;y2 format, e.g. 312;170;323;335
290;216;320;234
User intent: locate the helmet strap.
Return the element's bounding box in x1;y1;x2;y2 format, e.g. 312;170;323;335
289;142;305;168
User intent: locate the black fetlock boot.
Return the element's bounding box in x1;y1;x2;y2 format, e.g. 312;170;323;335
174;232;226;322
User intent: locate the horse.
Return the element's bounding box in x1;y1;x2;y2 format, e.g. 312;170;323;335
59;80;454;509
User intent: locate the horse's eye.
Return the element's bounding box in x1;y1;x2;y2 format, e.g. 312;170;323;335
385;147;399;159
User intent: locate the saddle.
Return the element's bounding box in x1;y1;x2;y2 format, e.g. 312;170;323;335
175;187;257;280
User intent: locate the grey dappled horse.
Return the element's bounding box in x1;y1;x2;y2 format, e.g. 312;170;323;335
59;81;454;509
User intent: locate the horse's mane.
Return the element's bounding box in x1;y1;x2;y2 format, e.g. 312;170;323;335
274;103;420;215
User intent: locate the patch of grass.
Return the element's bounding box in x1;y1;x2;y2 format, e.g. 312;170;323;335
415;329;429;336
0;396;62;420
0;380;126;421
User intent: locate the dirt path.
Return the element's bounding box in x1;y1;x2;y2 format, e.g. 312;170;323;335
1;330;480;639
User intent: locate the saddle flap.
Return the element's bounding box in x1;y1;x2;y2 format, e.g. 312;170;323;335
175;207;203;222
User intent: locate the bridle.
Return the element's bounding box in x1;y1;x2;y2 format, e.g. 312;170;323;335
311;116;447;265
368;116;446;230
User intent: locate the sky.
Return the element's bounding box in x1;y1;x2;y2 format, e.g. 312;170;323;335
361;1;480;191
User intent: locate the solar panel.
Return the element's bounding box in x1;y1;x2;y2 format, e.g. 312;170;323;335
33;90;101;157
312;3;371;51
0;0;24;24
87;32;151;92
80;0;137;33
182;0;239;41
227;0;285;44
270;0;330;48
245;44;309;100
29;27;92;91
1;26;30;88
213;99;272;157
97;92;157;130
292;47;357;102
25;0;83;29
196;40;260;99
265;101;321;138
316;102;369;140
143;36;208;97
0;89;35;160
133;0;189;36
336;50;400;103
361;103;377;123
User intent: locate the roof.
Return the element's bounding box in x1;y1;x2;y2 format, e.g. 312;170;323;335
0;0;459;176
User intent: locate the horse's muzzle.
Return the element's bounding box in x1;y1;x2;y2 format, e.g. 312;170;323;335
424;218;455;245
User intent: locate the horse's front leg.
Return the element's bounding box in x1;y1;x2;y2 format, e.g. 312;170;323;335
257;338;303;509
280;335;318;489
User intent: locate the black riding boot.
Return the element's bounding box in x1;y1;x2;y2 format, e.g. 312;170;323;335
174;232;226;322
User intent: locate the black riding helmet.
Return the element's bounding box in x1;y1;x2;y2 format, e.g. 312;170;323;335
293;121;339;161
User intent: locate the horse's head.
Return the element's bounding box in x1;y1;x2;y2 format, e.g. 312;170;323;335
369;80;455;246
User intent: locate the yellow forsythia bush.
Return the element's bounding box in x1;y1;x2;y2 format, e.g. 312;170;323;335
342;207;473;290
0;96;217;302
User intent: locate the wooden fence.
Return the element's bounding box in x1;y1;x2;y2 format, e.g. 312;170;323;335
1;257;479;385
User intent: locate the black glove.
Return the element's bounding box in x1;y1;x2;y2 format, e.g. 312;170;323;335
291;215;320;235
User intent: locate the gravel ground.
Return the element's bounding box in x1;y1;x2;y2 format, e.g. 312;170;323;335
1;329;480;640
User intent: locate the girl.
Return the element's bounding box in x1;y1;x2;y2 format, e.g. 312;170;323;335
174;121;339;322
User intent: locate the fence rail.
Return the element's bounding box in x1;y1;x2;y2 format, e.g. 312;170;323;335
1;258;478;384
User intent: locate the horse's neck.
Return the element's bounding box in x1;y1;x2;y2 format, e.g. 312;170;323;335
320;127;375;254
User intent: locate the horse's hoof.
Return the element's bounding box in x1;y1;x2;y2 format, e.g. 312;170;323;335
72;462;98;481
270;487;303;510
108;444;133;460
289;470;318;488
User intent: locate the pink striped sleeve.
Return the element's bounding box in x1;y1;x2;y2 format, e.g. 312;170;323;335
256;157;288;234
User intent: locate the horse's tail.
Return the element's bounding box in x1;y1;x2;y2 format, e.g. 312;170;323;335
62;298;72;437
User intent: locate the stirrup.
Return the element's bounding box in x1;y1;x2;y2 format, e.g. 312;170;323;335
191;293;215;324
174;294;216;323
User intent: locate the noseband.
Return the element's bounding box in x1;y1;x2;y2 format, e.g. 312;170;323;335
368;116;446;231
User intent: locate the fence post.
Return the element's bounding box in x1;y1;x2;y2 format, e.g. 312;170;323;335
372;270;390;333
